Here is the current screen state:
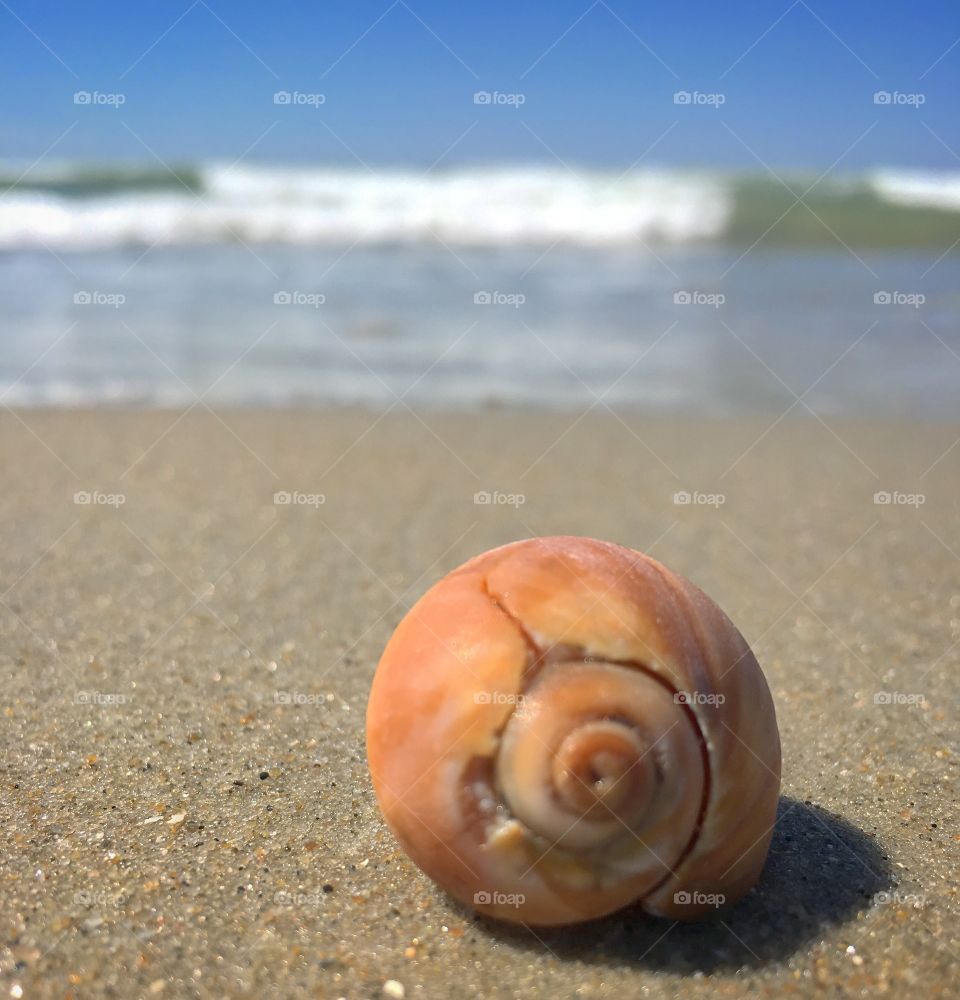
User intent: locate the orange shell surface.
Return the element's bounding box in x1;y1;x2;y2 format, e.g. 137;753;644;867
366;536;781;926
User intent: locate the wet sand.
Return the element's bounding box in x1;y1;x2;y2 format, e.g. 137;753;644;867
0;408;957;998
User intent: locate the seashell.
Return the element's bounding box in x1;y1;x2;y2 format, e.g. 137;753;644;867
366;536;780;925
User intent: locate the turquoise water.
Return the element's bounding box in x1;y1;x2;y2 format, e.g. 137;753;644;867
2;241;957;416
1;163;958;414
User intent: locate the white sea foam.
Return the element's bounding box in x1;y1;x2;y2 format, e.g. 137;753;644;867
0;165;731;250
4;162;959;252
868;169;960;212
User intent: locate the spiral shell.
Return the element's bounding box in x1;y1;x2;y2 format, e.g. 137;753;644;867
366;536;780;925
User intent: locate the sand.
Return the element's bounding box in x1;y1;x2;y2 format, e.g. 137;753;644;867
0;408;957;999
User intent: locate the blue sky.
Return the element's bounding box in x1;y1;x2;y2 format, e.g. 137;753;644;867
2;0;958;170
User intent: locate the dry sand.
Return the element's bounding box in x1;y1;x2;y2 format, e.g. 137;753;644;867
0;408;957;999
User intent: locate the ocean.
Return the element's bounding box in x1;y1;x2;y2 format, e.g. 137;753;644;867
2;163;959;415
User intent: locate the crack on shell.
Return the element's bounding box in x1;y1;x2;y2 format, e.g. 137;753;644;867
463;575;713;896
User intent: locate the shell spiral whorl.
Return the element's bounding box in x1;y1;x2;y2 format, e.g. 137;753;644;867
366;536;781;926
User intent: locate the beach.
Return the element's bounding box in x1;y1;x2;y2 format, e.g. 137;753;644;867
1;407;956;998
